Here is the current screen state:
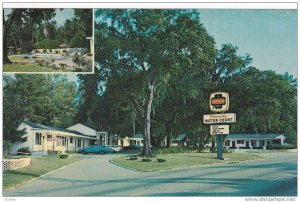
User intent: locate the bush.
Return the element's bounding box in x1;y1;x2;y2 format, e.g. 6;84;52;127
266;144;295;150
142;158;152;162
157;158;166;162
129;156;138;160
59;154;68;159
223;148;233;153
35;39;59;49
210;146;217;153
23;56;29;59
17;147;31;156
3;140;13;156
154;146;189;155
252;146;263;149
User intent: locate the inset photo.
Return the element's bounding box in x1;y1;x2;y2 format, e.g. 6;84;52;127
3;8;94;73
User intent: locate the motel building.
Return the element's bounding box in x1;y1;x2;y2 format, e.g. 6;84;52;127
224;134;285;149
11;122;108;155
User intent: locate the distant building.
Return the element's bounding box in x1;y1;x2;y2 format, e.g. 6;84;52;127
119;134;144;147
171;134;188;147
224;134;285;149
67;123;108;146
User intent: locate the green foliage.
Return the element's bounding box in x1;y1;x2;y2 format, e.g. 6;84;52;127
129;156;138;160
157;158;166;162
3;140;13;156
154;146;189;155
90;9;217;155
3;75;78;142
142;158;152;162
17;147;32;156
35;39;59;49
223;148;233;153
59;154;69;159
266;144;295;150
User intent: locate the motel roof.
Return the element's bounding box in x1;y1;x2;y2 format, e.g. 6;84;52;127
226;134;284;139
23;121;97;139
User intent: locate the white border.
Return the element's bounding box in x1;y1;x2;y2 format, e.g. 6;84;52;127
3;2;298;9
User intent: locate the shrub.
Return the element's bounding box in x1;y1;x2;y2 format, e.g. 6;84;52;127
35;39;59;49
142;158;152;162
73;68;83;72
3;140;13;156
266;144;295;150
59;154;68;159
17;147;32;156
223;148;233;153
23;56;29;59
157;158;166;162
129;156;138;160
210;146;217;153
154;146;189;155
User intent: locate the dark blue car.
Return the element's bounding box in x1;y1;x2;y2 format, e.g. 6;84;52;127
78;145;113;154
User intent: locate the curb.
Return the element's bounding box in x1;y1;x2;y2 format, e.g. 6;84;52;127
3;159;82;192
109;159;140;172
108;157;262;173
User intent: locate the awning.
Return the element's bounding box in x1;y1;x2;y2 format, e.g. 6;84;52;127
47;137;63;142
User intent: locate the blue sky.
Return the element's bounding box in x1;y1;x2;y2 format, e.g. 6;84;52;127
4;8;74;26
54;8;74;26
198;9;297;78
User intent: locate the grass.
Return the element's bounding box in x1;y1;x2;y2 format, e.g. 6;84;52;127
111;152;262;172
3;156;80;190
3;63;65;72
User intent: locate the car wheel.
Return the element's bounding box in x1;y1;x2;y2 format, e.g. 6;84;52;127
82;150;87;154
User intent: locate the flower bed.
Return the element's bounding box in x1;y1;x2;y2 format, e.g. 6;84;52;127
3;157;31;171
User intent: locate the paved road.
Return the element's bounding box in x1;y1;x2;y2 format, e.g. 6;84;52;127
3;152;297;197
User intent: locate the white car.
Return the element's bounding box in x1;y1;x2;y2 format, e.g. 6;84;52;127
107;145;122;152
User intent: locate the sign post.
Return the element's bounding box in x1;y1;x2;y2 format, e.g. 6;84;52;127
204;92;236;160
216;135;225;160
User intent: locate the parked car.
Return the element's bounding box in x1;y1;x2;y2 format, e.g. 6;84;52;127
122;144;142;151
77;145;113;154
106;145;122;152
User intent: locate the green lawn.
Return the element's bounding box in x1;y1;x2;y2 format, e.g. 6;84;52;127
3;156;80;190
111;152;262;172
3;63;66;72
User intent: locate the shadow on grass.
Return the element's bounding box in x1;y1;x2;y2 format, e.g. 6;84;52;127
4;170;40;178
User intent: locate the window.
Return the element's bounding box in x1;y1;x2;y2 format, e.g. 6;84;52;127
225;140;230;146
35;133;42;145
77;139;81;147
70;138;73;144
47;135;52;139
56;136;62;146
237;140;244;144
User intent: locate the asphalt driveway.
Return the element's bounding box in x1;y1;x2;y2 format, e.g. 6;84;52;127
3;151;297;197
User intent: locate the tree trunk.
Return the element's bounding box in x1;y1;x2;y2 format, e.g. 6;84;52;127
3;12;11;64
3;9;23;64
141;82;155;157
166;126;172;148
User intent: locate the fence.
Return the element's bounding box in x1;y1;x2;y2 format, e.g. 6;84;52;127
3;158;31;171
